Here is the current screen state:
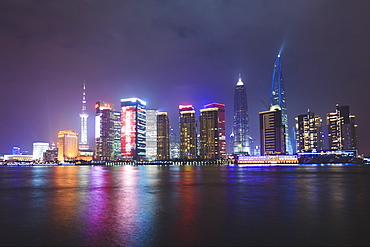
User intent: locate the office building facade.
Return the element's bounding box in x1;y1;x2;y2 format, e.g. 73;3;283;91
170;126;180;159
113;111;121;159
95;101;115;160
327;104;358;150
295;111;323;153
57;130;78;161
157;112;170;160
32;142;49;160
259;106;286;155
121;98;146;160
179;105;197;159
204;103;226;158
146;109;158;160
199;107;219;160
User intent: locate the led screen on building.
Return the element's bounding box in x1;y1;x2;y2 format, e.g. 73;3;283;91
121;106;136;158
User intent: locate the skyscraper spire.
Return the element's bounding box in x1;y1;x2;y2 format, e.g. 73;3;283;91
270;55;293;154
79;81;89;150
233;73;252;154
237;73;244;86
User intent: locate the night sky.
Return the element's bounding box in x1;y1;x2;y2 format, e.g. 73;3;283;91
1;0;369;154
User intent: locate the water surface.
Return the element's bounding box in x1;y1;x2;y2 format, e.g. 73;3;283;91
1;165;370;246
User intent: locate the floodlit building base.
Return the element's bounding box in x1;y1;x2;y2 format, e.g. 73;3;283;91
236;155;299;164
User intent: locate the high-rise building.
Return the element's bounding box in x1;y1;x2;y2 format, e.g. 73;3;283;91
57;130;78;162
113;111;121;159
79;83;89;150
95;101;115;160
179;105;197;159
259;105;286;155
295;111;323;153
233;74;252;154
199;107;219;160
121;98;146;160
12;146;20;155
327;104;358;150
43;147;58;162
169;126;180;159
204;103;226;158
32;142;49;160
146;109;158;160
270;55;293;154
157;112;170;160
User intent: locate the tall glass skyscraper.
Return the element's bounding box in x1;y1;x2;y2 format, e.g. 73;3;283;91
233;74;251;154
270;55;293;154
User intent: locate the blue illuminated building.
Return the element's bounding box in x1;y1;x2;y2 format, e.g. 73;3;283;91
12;146;21;155
270;55;293;154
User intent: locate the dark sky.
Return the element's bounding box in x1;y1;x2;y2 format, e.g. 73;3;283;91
1;0;369;154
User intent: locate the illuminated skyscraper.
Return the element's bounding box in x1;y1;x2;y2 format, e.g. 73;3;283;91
259;105;286;155
295;111;323;152
201;103;226;159
270;55;293;154
157;112;170;160
121;98;146;160
32;142;49;160
79;83;89;150
233;74;252;154
95;101;115;160
57;130;78;161
170;126;180;159
199;107;219;160
146;109;158;160
327;104;358;150
179;105;197;159
113;111;121;158
205;103;226;158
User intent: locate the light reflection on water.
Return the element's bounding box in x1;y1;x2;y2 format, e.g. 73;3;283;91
1;165;370;246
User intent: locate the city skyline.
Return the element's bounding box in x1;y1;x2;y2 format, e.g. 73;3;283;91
0;1;369;154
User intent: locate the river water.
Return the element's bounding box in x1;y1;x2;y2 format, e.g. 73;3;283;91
1;164;370;246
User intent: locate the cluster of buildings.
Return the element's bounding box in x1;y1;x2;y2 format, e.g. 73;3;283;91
2;55;359;163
